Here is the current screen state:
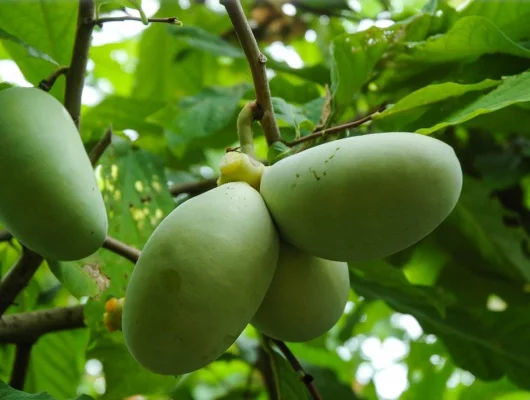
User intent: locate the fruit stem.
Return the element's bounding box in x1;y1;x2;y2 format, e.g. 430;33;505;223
237;101;257;159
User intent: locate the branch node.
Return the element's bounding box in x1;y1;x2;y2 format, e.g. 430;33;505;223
38;66;69;92
92;16;181;27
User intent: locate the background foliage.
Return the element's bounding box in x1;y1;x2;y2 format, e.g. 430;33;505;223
2;0;530;399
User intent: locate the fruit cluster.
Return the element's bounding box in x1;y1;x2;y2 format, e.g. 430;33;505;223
122;129;463;376
0;87;462;378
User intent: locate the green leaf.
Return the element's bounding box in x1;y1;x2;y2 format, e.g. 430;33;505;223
349;270;530;388
330;27;390;114
46;260;99;299
170;25;244;58
269;75;322;106
93;137;175;298
0;1;77;99
81;96;165;142
268;141;294;165
87;334;179;399
418;70;530;134
303;366;359;399
133;2;230;100
458;0;530;42
0;28;58;65
272;97;314;137
348;260;448;316
168;23;329;85
373;79;500;130
149;84;249;154
0;82;14;92
405;16;530;63
268;350;309;400
436;177;530;282
24;330;90;399
0;380;54;399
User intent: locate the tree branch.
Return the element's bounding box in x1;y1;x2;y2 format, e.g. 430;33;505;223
9;342;34;390
64;0;95;128
102;236;140;263
220;0;281;145
89;126;113;166
286;107;385;147
0;306;85;344
92;16;181;27
38;66;69;92
0;248;44;317
168;178;218;197
272;339;323;400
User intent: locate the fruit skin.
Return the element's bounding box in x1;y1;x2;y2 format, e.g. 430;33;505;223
260;132;463;262
251;242;349;342
0;87;107;260
122;182;279;375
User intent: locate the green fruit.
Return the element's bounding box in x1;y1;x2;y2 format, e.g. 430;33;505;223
251;242;349;342
0;87;107;260
122;182;279;375
260;132;463;262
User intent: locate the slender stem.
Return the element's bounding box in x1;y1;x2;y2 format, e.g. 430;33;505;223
92;16;181;26
168;178;218;197
9;342;34;389
237;101;257;158
272;339;323;400
256;345;278;400
64;0;95;128
102;236;140;263
89;127;113;166
0;306;85;344
0;248;43;317
286;110;380;147
38;66;69;92
220;0;281;145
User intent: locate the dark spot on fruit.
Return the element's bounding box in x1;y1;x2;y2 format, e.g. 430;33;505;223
296;174;300;178
90;231;94;235
336;147;340;150
323;172;327;176
160;269;181;293
291;184;297;189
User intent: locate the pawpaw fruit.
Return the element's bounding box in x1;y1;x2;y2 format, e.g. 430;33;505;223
122;182;279;375
0;87;107;260
251;242;349;342
260;132;462;262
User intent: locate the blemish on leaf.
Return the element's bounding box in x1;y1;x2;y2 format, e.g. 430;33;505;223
152;181;162;192
110;164;119;180
134;180;144;193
